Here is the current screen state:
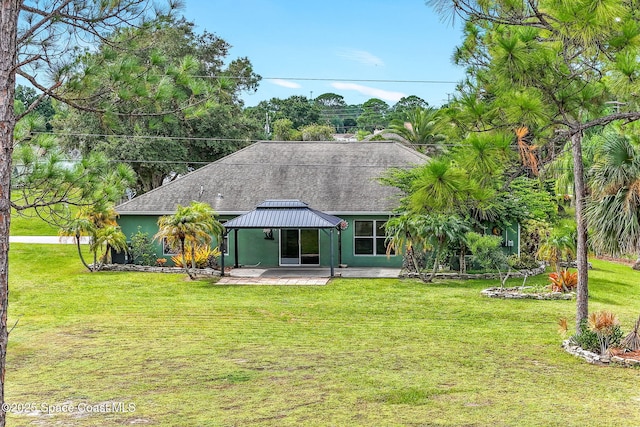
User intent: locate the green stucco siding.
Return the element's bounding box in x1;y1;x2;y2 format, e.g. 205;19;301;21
338;216;403;268
117;214;404;268
117;214;521;269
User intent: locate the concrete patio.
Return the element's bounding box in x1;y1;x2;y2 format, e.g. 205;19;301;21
216;266;401;285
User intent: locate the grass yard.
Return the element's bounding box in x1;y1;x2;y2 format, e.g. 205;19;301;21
5;243;640;426
10;212;60;236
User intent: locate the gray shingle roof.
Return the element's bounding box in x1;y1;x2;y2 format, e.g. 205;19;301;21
116;141;427;215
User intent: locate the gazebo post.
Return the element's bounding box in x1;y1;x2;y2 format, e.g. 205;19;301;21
338;228;342;266
234;229;239;268
220;231;226;277
330;227;335;278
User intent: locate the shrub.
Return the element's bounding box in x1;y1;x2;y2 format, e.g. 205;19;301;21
548;270;578;292
508;254;539;270
466;232;511;287
129;228;156;266
172;245;220;269
571;314;623;355
571;320;601;353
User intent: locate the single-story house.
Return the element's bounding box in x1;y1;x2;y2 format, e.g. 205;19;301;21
114;140;521;271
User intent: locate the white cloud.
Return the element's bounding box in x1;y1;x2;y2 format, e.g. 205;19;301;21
270;79;301;89
331;82;406;103
338;49;384;67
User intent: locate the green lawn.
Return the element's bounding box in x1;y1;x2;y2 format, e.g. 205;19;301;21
5;244;640;426
10;211;60;236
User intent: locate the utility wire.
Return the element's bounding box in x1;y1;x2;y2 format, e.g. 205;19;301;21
31;131;255;143
199;76;459;84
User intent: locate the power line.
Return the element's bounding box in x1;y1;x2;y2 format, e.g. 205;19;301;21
200;76;459;84
32;131;259;143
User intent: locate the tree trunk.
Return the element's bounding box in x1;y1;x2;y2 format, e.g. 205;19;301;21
572;131;589;333
180;239;194;280
500;267;511;289
407;247;422;277
459;245;466;273
0;3;19;425
92;245;97;273
75;233;92;272
425;250;439;283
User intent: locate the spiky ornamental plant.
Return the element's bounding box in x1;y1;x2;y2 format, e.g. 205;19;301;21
427;0;640;333
588;310;622;356
621;316;640;352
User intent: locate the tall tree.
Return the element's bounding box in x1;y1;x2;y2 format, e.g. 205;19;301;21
15;85;54;129
0;2;188;423
389;95;429;122
12;102;137;227
357;98;390;132
428;0;640;332
315;92;348;132
246;96;322;131
54;16;262;193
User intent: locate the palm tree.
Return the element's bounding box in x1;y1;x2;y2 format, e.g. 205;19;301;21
453;132;513;188
93;224;128;269
185;201;225;270
59;215;95;272
384;213;428;280
154;201;224;279
386;107;448;155
386;212;469;283
410;158;470;213
536;222;577;275
59;203;121;272
586;133;640;268
420;214;470;282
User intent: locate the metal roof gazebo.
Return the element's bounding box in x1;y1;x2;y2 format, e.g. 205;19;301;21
221;200;344;277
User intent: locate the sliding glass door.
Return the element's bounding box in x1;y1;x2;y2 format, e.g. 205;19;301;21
279;229;319;265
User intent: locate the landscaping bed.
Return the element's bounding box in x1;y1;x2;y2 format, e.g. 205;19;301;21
482;286;573;300
562;340;640;367
100;263;221;276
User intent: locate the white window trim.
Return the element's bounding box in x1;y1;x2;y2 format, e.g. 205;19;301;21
353;220;390;256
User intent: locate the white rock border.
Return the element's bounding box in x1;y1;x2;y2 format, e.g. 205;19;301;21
481;287;573;300
562;340;640;367
100;264;221;276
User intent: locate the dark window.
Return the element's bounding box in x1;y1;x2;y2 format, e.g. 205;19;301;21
162;238;179;256
354;220;393;256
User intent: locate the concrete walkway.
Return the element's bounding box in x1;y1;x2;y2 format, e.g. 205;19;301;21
217;276;330;286
216;266;401;285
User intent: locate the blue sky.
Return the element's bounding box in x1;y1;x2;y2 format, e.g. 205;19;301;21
182;0;466;107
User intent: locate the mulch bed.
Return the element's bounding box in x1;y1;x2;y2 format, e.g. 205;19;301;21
610;348;640;362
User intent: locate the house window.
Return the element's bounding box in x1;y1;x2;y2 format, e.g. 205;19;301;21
354;220;393;256
162;238;179;256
